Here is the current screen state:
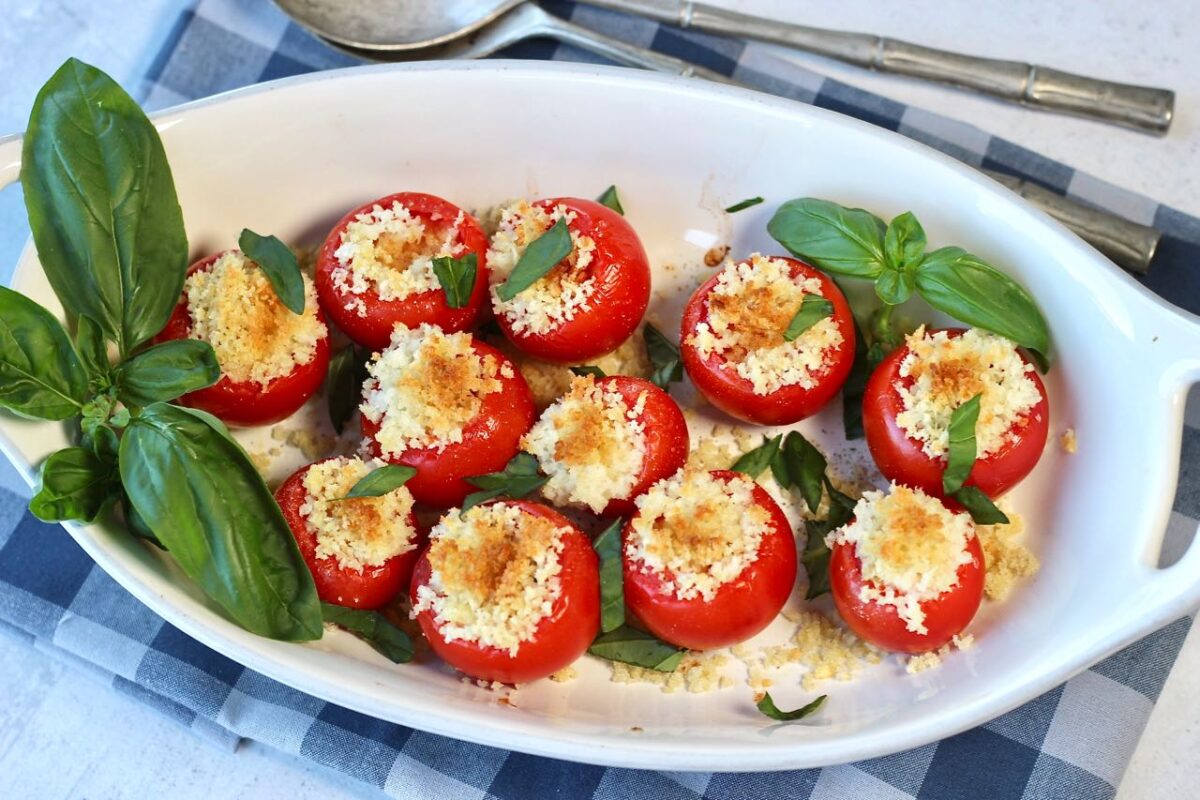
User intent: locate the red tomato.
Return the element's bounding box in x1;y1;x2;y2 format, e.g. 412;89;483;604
361;338;535;507
156;252;330;427
679;256;856;425
590;376;690;517
315;192;491;350
829;532;985;654
410;500;600;683
275;459;422;610
494;198;650;363
862;327;1049;500
622;470;796;650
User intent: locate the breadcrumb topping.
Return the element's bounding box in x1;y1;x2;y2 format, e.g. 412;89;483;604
521;375;647;513
184;250;326;386
493;332;651;409
896;327;1040;459
412;503;568;656
686;254;843;395
298;457;418;572
607;651;734;693
976;510;1038;600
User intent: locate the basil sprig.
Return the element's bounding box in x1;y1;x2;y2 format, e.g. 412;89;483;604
942;395;981;494
593;519;625;633
725;196;764;213
588;625;685;672
321;603;413;663
461;453;549;514
342;465;417;500
570;365;606;379
496;218;573;301
643;324;683;390
432;253;477;309
731;434;782;479
29;447;119;523
0;286;89;420
597;185;624;215
768;198;1050;367
784;295;834;342
756;692;827;722
238;229;305;314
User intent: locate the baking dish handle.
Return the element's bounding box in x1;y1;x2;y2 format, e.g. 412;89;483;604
0;132;21;192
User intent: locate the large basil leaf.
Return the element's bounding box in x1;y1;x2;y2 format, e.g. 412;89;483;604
29;447;119;523
22;58;187;355
588;625;685;672
0;286;88;419
114;339;220;406
915;247;1050;363
767;198;887;278
321;603;413;663
118;403;322;641
593;519;625;633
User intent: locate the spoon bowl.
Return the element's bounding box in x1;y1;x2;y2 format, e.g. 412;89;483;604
274;0;521;51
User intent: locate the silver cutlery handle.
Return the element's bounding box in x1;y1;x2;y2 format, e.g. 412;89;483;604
588;0;1175;134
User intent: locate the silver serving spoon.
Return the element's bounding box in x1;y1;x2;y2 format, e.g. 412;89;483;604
274;0;521;51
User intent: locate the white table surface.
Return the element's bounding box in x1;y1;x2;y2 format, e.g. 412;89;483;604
0;1;1196;797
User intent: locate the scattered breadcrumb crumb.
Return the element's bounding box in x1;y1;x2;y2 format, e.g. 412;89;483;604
549;666;577;683
607;651;731;694
489;330;651;409
704;244;730;267
248;449;273;474
1061;428;1077;453
952;633;974;650
286;428;339;460
976;511;1039;601
906;651;942;674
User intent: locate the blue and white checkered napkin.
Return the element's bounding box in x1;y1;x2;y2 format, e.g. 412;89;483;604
3;1;1199;798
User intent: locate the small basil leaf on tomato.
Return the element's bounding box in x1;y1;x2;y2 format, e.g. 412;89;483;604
783;294;834;342
731;434;782;479
943;394;982;495
570;365;606;379
782;432;827;514
588;625;685;672
597;185;624;215
952;486;1010;525
496;217;573;301
431;252;477;309
643;324;683;390
593;519;625;633
767;198;887;279
756;692;827;722
875;268;915;305
342;465;417;500
882;211;927;272
461;453;550;514
29;446;119;523
725;196;764;213
321;602;413;664
238;229;305;315
114;339;220;406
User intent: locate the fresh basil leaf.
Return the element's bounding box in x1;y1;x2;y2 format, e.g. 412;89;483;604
461;453;549;514
75;315;110;390
588;625;684;672
883;211;927;271
725;196;764;213
943;394;981;494
783;294;834;342
431;253;478;310
114;339;220;406
119;403;322;641
842;317;869;440
326;347;360;434
597;185;624;215
83;422;120;462
570;365;606;379
801;535;833;600
496;217;573;301
22;58;187;355
29;446;119;523
731;435;782;479
915;247;1050;365
593;519;625;633
756;692;827;722
124;496;167;550
238;229;304;315
782;432;827;513
343;465;416;499
0;286;89;420
824;478;857;527
875;268;915;305
952;486;1010;525
769;447;790;487
767;198;887;279
643;324;683;390
321;602;413;663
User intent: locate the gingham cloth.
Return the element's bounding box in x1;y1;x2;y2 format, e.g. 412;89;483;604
2;1;1198;798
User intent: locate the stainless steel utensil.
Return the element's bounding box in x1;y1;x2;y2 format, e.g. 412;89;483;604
274;0;519;51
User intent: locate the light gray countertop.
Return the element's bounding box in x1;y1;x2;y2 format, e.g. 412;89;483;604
0;1;1196;797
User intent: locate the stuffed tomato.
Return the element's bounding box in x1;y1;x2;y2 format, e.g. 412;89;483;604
315;192;491;350
359;323;535;507
827;484;985;654
863;326;1049;500
410;499;600;683
275;457;422;609
155;250;330;426
488;198;650;363
680;253;855;425
621;469;796;650
520;374;689;516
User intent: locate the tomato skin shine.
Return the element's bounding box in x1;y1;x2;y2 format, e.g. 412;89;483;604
410;500;600;684
679;256;856;426
862;327;1049;501
621;470;796;651
156;252;330;427
315;192;492;351
495;198;650;364
275;459;421;610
